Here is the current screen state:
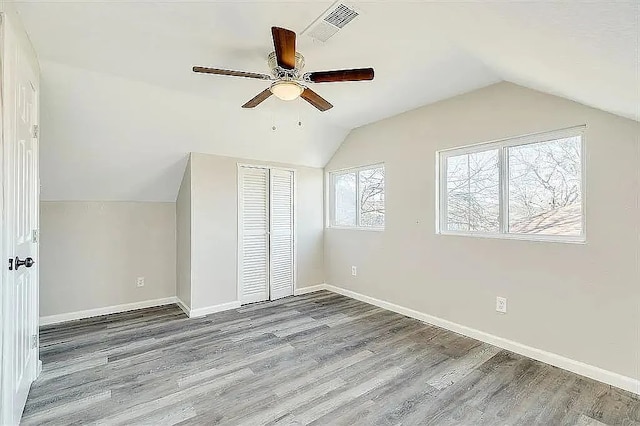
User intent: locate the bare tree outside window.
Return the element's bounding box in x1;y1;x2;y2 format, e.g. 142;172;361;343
439;130;584;240
508;137;582;235
446;150;499;232
359;167;385;227
331;165;385;229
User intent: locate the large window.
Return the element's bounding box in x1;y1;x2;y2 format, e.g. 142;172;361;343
437;127;584;242
329;164;385;229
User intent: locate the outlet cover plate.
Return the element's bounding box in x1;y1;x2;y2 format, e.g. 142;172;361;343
136;277;145;287
351;266;357;276
496;296;507;313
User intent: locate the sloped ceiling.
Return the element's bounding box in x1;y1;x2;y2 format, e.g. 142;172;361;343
14;1;639;201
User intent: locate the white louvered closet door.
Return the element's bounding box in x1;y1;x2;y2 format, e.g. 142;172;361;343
269;169;294;300
239;167;270;304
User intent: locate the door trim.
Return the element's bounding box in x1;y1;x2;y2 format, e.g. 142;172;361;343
236;164;297;304
0;14;5;425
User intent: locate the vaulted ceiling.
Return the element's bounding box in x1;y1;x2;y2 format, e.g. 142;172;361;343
15;1;639;201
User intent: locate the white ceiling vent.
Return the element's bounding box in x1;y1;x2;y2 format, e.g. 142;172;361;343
302;2;360;43
324;4;359;28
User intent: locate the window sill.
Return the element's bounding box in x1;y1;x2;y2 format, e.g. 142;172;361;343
327;226;385;232
437;231;586;244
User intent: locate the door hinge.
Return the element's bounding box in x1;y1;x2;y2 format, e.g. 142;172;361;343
32;124;39;139
32;229;39;243
31;334;38;349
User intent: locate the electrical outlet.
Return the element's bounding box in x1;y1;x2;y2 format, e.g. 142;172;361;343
496;296;507;313
351;266;357;276
136;277;145;287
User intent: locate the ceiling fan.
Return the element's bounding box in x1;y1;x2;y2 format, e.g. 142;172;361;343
193;27;374;112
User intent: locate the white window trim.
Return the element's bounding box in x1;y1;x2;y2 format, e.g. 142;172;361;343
327;163;385;231
435;126;587;244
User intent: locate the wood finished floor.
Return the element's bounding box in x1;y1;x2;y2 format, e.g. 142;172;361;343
23;291;639;425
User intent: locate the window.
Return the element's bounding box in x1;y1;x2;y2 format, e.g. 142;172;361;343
329;164;385;229
437;127;584;242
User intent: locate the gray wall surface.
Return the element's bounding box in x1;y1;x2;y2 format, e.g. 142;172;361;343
176;157;192;308
40;202;176;317
324;82;640;380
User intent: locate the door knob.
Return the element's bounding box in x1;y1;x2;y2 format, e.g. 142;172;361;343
14;256;35;270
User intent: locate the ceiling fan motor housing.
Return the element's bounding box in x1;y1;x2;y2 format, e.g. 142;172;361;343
268;51;305;80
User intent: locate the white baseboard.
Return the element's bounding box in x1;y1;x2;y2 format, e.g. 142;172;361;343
175;297;191;317
39;297;178;326
40;296;241;323
323;284;640;396
294;284;327;296
189;301;241;318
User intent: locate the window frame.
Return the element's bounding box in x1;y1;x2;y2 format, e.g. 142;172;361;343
436;126;586;244
327;163;385;231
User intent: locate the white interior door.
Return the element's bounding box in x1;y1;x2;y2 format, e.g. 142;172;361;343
1;16;40;425
238;166;270;304
269;169;294;300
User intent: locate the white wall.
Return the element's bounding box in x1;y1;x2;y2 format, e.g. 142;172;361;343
324;82;640;381
188;152;324;310
176;157;192;308
39;202;176;317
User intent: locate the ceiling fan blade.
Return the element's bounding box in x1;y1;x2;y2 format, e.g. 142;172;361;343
306;68;374;83
300;88;333;112
271;27;296;70
242;89;273;108
193;66;271;80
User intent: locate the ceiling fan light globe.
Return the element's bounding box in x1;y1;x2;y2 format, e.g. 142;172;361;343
270;81;304;101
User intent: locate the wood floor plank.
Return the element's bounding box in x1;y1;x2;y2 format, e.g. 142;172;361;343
575;413;609;426
21;390;112;425
23;291;639;425
287;366;404;425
